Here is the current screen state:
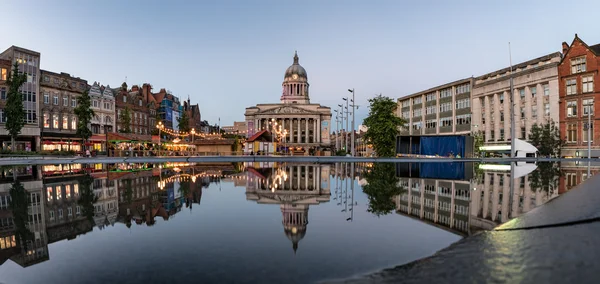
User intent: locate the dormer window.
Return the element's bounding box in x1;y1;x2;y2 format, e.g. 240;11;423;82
123;96;127;103
139;99;142;106
571;56;586;74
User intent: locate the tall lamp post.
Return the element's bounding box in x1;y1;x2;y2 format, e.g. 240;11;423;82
338;104;344;152
157;121;163;156
334;109;339;151
191;128;195;155
586;101;593;177
342;98;349;154
348;89;356;156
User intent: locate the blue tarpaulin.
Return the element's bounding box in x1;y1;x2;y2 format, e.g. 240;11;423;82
420;162;465;180
420;136;465;157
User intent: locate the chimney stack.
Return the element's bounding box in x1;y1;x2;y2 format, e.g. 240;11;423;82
562;42;569;55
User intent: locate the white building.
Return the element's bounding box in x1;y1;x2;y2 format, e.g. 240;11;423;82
245;52;332;155
472;52;561;144
89;82;116;134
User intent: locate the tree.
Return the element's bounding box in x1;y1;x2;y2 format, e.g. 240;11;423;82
118;107;132;133
362;163;404;216
10;180;34;249
473;130;484;158
74;90;95;150
178;110;191;133
5;62;27;151
528;162;561;196
529;120;565;157
77;174;98;223
363;95;406;157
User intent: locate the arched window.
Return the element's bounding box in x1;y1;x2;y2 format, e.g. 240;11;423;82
94;115;100;122
105;116;112;124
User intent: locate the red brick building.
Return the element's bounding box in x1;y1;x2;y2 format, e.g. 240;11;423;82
559;34;600;157
114;83;157;135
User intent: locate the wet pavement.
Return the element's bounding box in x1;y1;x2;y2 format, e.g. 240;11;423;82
330;172;600;284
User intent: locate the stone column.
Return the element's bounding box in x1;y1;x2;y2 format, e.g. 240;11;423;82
484;96;491;142
297;166;301;189
317;117;321;143
503;90;510;141
297;118;301;144
289;166;293;189
305;165;308;189
305;118;309;144
451;86;456;133
434;180;439;222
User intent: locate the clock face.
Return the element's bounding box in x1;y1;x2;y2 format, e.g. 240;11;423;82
292;74;298;79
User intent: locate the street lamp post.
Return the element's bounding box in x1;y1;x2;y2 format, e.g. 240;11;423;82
191;128;195;155
338;104;344;152
157;121;163;156
348;89;356;156
334;110;339;152
342;98;349;154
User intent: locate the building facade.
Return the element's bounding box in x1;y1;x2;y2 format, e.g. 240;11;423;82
245;52;332;155
397;78;473;137
39;70;88;152
558;35;600;157
0;46;41;151
114;83;154;135
154;88;181;131
89;82;115;134
472;52;561;144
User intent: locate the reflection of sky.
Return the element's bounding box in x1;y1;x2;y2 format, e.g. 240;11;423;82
0;175;459;284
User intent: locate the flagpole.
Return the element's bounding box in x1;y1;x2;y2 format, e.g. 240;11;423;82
509;42;515;158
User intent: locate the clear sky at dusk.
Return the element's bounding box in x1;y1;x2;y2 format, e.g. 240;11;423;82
3;0;600;126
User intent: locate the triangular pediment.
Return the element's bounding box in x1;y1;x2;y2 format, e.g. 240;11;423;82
258;105;316;115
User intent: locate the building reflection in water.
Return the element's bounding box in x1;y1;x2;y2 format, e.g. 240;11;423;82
393;162;593;237
0;162;236;268
245;163;330;253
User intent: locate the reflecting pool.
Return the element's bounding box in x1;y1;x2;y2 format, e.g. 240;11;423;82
0;161;593;283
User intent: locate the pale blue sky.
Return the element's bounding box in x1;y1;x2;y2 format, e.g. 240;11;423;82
3;0;600;126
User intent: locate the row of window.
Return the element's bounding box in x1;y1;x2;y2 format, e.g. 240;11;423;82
43;76;86;90
566;99;594;118
566;76;594;95
92;99;114;110
43;113;77;130
456;98;470;109
43;92;77;107
46;184;80;202
566;122;594;143
49;206;81;221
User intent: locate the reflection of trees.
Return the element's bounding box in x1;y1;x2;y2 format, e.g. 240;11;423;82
528;162;561;195
77;174;98;223
9;180;34;249
473;163;484;184
362;163;404;216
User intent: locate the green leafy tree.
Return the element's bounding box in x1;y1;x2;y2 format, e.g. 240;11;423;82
473;130;484;158
77;174;98;223
177;111;191;133
118;107;132;133
74;90;95;150
363;95;406;157
529;162;561;195
10;180;34;249
362;163;404;216
529;120;565;157
5;62;27;151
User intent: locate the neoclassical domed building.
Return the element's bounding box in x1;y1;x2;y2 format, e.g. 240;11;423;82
245;52;332;155
245;164;331;254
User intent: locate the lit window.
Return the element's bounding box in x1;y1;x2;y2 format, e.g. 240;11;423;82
571;57;586;74
56;185;62;200
71;117;76;130
63;115;68;129
53;114;59;129
566;79;577;95
66;184;71;198
46;186;53;202
583;76;594;93
43;113;50;128
74;184;79;196
0;68;7;80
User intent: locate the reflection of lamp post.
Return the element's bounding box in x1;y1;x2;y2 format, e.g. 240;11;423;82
348;89;357;157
